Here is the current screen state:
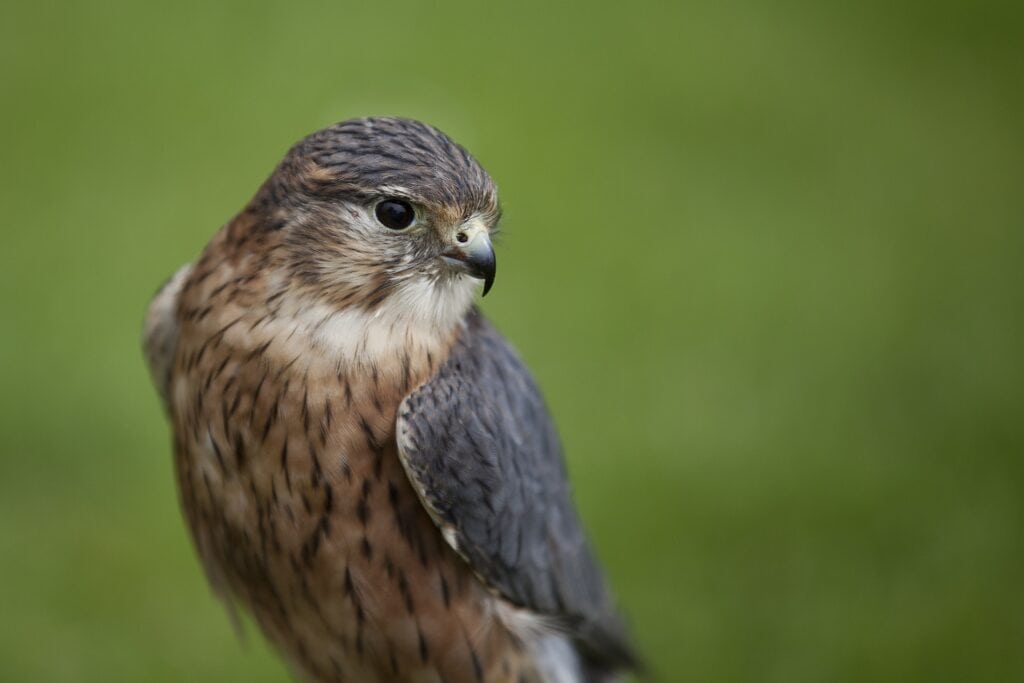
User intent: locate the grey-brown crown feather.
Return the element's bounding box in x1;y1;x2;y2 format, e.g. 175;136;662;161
258;117;499;224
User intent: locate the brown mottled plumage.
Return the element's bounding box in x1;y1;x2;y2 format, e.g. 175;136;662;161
145;117;636;683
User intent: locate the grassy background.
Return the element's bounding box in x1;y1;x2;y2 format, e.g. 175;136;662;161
2;1;1023;681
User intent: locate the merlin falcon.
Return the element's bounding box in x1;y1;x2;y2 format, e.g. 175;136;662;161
144;117;637;683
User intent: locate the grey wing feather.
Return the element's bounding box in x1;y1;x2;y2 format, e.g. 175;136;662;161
396;309;637;674
143;264;192;409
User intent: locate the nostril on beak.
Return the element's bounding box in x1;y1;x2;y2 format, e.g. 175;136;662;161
456;231;469;244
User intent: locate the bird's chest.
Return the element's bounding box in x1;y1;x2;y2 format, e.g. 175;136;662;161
169;334;526;682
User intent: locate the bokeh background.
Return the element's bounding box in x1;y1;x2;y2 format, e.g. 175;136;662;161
3;1;1023;681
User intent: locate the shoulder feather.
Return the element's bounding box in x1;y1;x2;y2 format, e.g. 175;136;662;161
142;264;192;409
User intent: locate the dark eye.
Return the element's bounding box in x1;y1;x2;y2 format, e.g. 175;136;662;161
375;199;416;230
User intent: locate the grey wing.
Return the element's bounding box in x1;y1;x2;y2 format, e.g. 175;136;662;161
142;264;192;409
396;310;637;674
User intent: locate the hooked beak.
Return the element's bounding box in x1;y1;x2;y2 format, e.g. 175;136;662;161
441;225;496;296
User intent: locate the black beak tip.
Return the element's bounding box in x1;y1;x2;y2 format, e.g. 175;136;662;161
479;256;496;297
470;252;496;297
444;240;496;297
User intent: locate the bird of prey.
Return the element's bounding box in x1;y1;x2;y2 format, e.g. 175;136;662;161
144;117;637;683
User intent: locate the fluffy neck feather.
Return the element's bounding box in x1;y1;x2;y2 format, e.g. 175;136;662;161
266;271;478;369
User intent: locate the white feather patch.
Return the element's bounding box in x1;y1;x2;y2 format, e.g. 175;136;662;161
494;601;584;683
252;271;478;369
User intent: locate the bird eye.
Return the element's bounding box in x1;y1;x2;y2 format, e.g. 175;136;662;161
374;199;416;230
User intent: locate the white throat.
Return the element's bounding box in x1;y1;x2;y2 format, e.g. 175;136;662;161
259;272;479;369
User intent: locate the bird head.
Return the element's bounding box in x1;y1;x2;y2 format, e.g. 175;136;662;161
239;117;500;329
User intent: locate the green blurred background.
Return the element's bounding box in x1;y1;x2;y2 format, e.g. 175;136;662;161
3;1;1023;681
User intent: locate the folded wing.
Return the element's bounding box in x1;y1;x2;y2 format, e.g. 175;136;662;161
396;310;636;675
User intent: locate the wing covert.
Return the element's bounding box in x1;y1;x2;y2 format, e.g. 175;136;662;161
396;309;635;672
